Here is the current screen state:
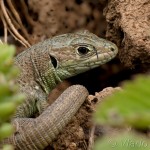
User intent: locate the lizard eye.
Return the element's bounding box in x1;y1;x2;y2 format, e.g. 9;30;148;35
77;46;90;55
49;54;58;68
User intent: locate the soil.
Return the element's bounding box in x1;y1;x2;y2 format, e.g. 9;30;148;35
0;0;150;149
47;86;121;150
104;0;150;69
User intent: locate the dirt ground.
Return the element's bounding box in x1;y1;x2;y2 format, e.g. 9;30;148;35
0;0;150;149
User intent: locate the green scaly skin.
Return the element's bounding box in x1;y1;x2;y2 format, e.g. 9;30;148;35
1;30;118;149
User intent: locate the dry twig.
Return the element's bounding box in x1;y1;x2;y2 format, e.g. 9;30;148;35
87;125;96;150
20;0;36;26
0;0;31;47
6;0;31;41
0;10;8;43
0;39;3;44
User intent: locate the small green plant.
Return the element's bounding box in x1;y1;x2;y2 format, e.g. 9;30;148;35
94;132;150;150
94;75;150;128
0;44;24;149
94;75;150;150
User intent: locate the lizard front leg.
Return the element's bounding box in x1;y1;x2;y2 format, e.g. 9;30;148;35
13;86;49;118
1;85;88;150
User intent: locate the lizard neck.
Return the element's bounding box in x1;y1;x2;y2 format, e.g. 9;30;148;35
41;66;62;93
30;52;62;94
55;69;72;80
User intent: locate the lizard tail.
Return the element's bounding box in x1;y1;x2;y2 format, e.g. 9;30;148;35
1;85;88;150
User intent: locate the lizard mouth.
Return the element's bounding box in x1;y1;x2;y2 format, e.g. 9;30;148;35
88;50;117;65
64;50;117;74
78;50;118;68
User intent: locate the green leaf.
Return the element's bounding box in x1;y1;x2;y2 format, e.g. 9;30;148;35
0;44;15;73
0;123;14;140
2;144;14;150
94;75;150;128
0;44;24;143
0;102;16;119
94;132;150;150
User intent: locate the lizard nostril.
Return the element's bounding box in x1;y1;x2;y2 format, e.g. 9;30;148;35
110;47;115;52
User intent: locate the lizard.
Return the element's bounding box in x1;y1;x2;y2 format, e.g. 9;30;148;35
1;30;118;149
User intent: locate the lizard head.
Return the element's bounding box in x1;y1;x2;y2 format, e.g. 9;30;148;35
49;30;118;80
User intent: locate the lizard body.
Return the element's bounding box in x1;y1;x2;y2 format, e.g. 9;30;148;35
1;30;118;149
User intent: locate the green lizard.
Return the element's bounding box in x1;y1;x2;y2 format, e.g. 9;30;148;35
1;30;118;149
